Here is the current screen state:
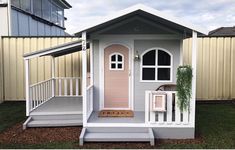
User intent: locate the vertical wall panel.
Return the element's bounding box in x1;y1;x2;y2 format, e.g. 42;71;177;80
16;38;24;99
196;38;203;99
0;38;3;102
216;38;224;99
208;38;217;99
3;38;10;100
223;38;231;99
184;37;235;100
231;38;235;99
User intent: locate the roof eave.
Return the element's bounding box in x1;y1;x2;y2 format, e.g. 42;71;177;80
59;0;72;9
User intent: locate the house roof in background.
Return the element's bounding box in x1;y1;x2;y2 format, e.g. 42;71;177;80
75;4;208;36
57;0;72;9
209;27;235;36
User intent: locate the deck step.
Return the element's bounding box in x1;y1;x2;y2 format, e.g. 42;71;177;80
31;114;82;120
84;132;150;141
79;127;155;146
27;119;82;127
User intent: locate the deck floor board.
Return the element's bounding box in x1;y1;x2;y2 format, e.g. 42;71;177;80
30;97;83;115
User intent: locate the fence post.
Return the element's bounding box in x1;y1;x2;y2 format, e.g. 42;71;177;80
190;31;197;128
51;57;55;97
25;59;30;116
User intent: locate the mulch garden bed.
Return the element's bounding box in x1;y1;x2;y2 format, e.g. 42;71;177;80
0;122;81;145
0;122;204;148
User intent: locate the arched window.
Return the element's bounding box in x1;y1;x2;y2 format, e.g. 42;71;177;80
109;53;124;70
141;49;172;81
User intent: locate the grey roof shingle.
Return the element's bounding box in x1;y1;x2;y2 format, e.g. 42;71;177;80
209;27;235;36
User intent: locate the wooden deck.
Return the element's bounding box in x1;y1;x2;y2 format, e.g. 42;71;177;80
24;96;83;128
30;96;83;115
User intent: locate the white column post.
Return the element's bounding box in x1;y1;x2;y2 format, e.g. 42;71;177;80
190;31;197;128
82;31;87;125
25;59;30;116
179;39;183;65
51;56;55;97
90;41;94;112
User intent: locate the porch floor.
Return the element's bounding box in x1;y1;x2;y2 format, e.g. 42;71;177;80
30;97;83;115
87;111;145;123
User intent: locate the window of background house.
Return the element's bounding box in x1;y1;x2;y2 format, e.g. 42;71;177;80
141;49;172;81
42;0;51;21
57;7;64;27
11;0;20;8
33;0;42;17
11;0;31;12
51;3;58;24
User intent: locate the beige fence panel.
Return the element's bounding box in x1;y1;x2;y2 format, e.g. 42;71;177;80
184;37;235;100
1;37;80;101
0;37;4;102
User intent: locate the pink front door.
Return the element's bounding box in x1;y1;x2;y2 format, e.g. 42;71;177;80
104;44;129;109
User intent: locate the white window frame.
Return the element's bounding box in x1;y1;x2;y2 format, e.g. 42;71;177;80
109;53;124;71
140;48;173;82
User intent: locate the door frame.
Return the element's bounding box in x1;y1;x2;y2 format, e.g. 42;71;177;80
99;42;133;110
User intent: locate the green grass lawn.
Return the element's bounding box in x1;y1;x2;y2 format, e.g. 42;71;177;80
0;102;26;133
0;101;234;149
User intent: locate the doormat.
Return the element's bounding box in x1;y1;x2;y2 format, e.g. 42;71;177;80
98;110;134;117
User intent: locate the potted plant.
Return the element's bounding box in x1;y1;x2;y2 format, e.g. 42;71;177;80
176;65;193;111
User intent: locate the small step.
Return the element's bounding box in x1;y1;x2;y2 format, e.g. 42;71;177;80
27;119;82;127
31;114;82;120
79;127;155;146
84;132;150;141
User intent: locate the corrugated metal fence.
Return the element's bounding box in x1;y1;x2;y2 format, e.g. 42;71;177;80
184;37;235;100
0;37;235;101
0;37;81;101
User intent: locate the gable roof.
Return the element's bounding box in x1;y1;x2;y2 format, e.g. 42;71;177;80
75;4;208;36
209;27;235;36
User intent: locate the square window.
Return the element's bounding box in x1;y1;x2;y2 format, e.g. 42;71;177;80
142;68;155;80
157;68;170;80
117;64;122;69
111;63;116;69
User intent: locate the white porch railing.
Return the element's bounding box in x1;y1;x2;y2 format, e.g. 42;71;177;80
29;79;54;111
54;77;82;96
86;84;94;120
145;91;191;127
28;77;82;113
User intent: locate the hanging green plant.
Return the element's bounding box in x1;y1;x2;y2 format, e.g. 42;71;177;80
176;65;193;111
